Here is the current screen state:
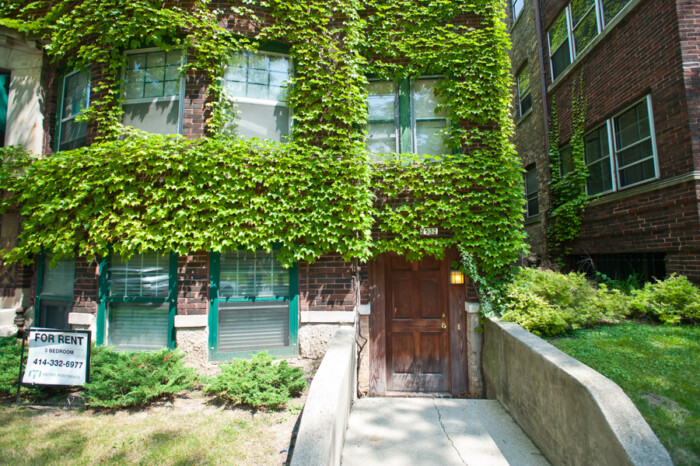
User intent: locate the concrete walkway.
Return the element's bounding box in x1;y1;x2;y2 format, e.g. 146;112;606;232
341;398;550;466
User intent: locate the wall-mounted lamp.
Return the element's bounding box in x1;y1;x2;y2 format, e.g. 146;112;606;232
450;269;465;285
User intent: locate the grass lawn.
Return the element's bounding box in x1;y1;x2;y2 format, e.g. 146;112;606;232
549;322;700;466
0;393;302;465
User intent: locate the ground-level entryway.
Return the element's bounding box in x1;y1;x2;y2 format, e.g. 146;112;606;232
341;398;549;466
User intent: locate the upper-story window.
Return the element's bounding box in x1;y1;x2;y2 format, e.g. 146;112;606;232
367;78;449;158
57;70;90;151
524;164;539;218
548;0;633;80
512;0;524;22
516;64;532;118
585;95;657;195
123;49;183;135
223;51;291;142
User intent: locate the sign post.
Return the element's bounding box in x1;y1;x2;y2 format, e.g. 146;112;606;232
19;328;91;389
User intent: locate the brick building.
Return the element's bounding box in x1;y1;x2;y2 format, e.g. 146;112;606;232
0;4;507;397
508;0;700;282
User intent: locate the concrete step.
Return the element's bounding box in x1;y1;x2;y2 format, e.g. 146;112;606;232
342;398;549;466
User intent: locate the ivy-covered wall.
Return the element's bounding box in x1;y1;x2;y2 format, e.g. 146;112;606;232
0;0;525;285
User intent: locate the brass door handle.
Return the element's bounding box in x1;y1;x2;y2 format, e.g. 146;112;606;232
442;323;447;329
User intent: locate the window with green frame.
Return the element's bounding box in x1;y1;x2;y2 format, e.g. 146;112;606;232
36;255;75;330
208;250;298;360
122;49;183;135
366;77;449;158
97;252;176;351
56;70;90;152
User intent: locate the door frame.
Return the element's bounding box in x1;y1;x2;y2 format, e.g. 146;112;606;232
368;249;468;396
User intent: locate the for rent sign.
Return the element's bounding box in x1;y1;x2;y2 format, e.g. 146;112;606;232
22;328;91;386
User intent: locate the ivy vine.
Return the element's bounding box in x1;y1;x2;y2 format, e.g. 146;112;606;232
0;0;525;286
547;74;588;258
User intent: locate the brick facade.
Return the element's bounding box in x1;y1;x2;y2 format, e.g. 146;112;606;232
510;0;700;281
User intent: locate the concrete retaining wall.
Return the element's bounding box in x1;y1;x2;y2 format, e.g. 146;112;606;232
291;326;357;466
483;318;672;466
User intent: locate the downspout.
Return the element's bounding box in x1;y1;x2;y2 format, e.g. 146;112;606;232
533;0;551;257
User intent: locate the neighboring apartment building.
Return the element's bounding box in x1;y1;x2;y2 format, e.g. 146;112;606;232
508;0;700;283
0;3;518;398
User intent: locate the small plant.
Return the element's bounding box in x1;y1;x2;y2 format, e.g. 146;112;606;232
631;274;700;324
501;267;630;336
0;339;48;400
85;346;198;408
205;352;306;410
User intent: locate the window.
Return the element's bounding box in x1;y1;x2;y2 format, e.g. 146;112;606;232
525;165;539;218
547;0;633;80
223;51;291;142
0;72;9;147
57;70;90;151
584;95;657;194
123;49;183;135
103;252;176;351
516;64;532;118
512;0;524;21
367;78;448;158
209;250;298;359
36;256;75;330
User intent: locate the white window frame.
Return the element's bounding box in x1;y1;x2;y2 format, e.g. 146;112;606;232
222;50;293;142
122;47;185;135
583;95;658;196
409;76;449;156
57;69;91;152
512;0;524;22
366;79;400;154
524;164;539;218
516;64;532;118
548;0;634;81
583;121;617;196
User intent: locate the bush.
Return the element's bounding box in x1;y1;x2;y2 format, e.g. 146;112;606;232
631;274;700;324
0;340;48;401
85;346;198;408
205;352;306;410
501;267;630;336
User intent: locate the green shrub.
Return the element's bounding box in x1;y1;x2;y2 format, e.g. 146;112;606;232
502;267;630;336
0;340;48;401
631;274;700;324
85;346;198;408
205;352;306;410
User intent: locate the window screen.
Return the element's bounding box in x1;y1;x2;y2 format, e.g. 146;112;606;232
367;81;398;155
58;71;90;152
614;100;655;188
39;256;75;330
517;65;532;117
585;124;614;195
107;253;172;351
525;165;539;217
223;51;291;142
412;79;449;156
549;12;571;80
123;50;182;135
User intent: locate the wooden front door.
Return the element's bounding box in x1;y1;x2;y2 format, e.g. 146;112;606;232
385;255;450;392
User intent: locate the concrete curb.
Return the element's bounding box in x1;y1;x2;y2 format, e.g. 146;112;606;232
291;326;357;466
483;318;672;466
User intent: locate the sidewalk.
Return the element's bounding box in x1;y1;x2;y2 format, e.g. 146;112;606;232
341;397;549;466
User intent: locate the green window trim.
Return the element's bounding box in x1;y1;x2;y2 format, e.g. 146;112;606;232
367;76;452;159
96;252;177;350
208;251;299;361
35;253;76;330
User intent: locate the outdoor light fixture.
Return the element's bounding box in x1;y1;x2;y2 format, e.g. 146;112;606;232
450;269;465;285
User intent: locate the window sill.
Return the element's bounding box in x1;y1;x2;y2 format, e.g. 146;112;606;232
524;213;540;225
516;107;533;126
588;171;700;207
547;0;645;94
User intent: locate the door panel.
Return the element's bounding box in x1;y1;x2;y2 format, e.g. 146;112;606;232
386;255;450;392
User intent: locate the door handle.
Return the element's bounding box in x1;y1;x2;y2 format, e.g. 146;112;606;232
442;322;447;329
